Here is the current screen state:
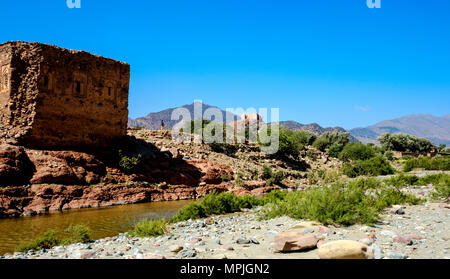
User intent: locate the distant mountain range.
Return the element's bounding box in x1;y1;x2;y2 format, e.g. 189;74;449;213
129;104;449;146
349;114;450;146
128;102;240;130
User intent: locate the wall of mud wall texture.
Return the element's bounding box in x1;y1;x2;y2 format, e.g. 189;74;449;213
0;41;130;149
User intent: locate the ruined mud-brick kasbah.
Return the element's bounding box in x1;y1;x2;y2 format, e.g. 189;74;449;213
0;41;130;149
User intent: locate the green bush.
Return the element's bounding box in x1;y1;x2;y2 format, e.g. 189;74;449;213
267;171;284;186
339;142;376;162
129;219;168;237
384;150;394;161
342;156;395;178
384;174;419;187
17;230;60;252
433;183;450;200
235;172;245;187
170;191;265;223
385;173;450;188
170;202;207;223
63;224;90;244
312;132;350;157
261;165;284;186
258;125;303;157
403;157;450;172
118;150;142;174
292;130;317;146
383;173;450;200
378;133;435;153
278;126;304;156
17;224;92;252
262;165;273;180
262;189;287;204
259;179;422;226
201;192;242;216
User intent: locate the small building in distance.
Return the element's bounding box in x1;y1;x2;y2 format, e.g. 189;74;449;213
0;41;130;149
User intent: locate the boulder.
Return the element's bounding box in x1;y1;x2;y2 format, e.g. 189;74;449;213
318;240;371;259
0;144;34;186
274;231;318;252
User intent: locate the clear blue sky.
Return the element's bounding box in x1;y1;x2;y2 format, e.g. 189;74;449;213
2;0;449;129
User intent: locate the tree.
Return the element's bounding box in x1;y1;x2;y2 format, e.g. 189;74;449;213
312;132;350;157
378;133;435;153
339;142;376;162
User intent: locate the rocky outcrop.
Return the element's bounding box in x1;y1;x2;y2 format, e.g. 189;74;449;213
0;144;34;186
27;150;106;185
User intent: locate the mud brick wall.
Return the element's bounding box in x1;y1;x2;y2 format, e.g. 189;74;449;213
0;41;130;148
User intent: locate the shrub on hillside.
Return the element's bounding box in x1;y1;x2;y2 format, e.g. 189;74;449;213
403;157;450;172
342;156;395;178
118;150;142;174
258;125;303;157
261;165;284;186
312;132;350;157
259;178;422;226
339;142;376;162
292;130;317;146
378;132;435;153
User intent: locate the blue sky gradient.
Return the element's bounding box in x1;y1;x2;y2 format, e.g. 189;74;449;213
2;0;449;129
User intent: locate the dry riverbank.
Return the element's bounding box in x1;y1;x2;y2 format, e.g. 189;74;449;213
2;201;448;259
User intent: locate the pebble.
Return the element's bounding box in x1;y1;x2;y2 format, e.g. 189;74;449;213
387;252;408;259
380;230;397;237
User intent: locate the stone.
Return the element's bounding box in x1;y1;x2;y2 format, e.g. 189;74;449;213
143;253;166;259
438;203;450;209
380;230;397;238
318;226;331;234
79;251;96;259
219;245;234;251
120;245;132;252
205;217;214;225
406;234;426;240
387;252;408;259
169;245;183;253
369;244;383;259
274;232;319;252
393;235;413;245
302;228;315;234
317;240;326;248
291;221;321;230
250;237;260;245
236;238;251;245
318;240;371;259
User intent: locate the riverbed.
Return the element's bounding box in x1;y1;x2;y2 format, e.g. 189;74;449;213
0;200;192;255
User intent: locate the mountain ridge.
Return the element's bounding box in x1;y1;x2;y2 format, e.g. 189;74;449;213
349;113;450;145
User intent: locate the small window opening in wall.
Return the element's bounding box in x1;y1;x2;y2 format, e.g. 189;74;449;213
108;87;112;96
76;81;81;93
44;75;49;87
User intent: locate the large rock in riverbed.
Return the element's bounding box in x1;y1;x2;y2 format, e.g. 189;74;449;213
274;231;318;252
318;240;371;259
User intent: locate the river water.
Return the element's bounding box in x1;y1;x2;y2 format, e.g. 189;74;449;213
0;200;192;256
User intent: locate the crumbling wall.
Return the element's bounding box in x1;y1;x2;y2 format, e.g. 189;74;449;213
0;41;130;149
0;44;11;128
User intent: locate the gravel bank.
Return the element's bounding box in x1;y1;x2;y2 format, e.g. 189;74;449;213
2;201;449;260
